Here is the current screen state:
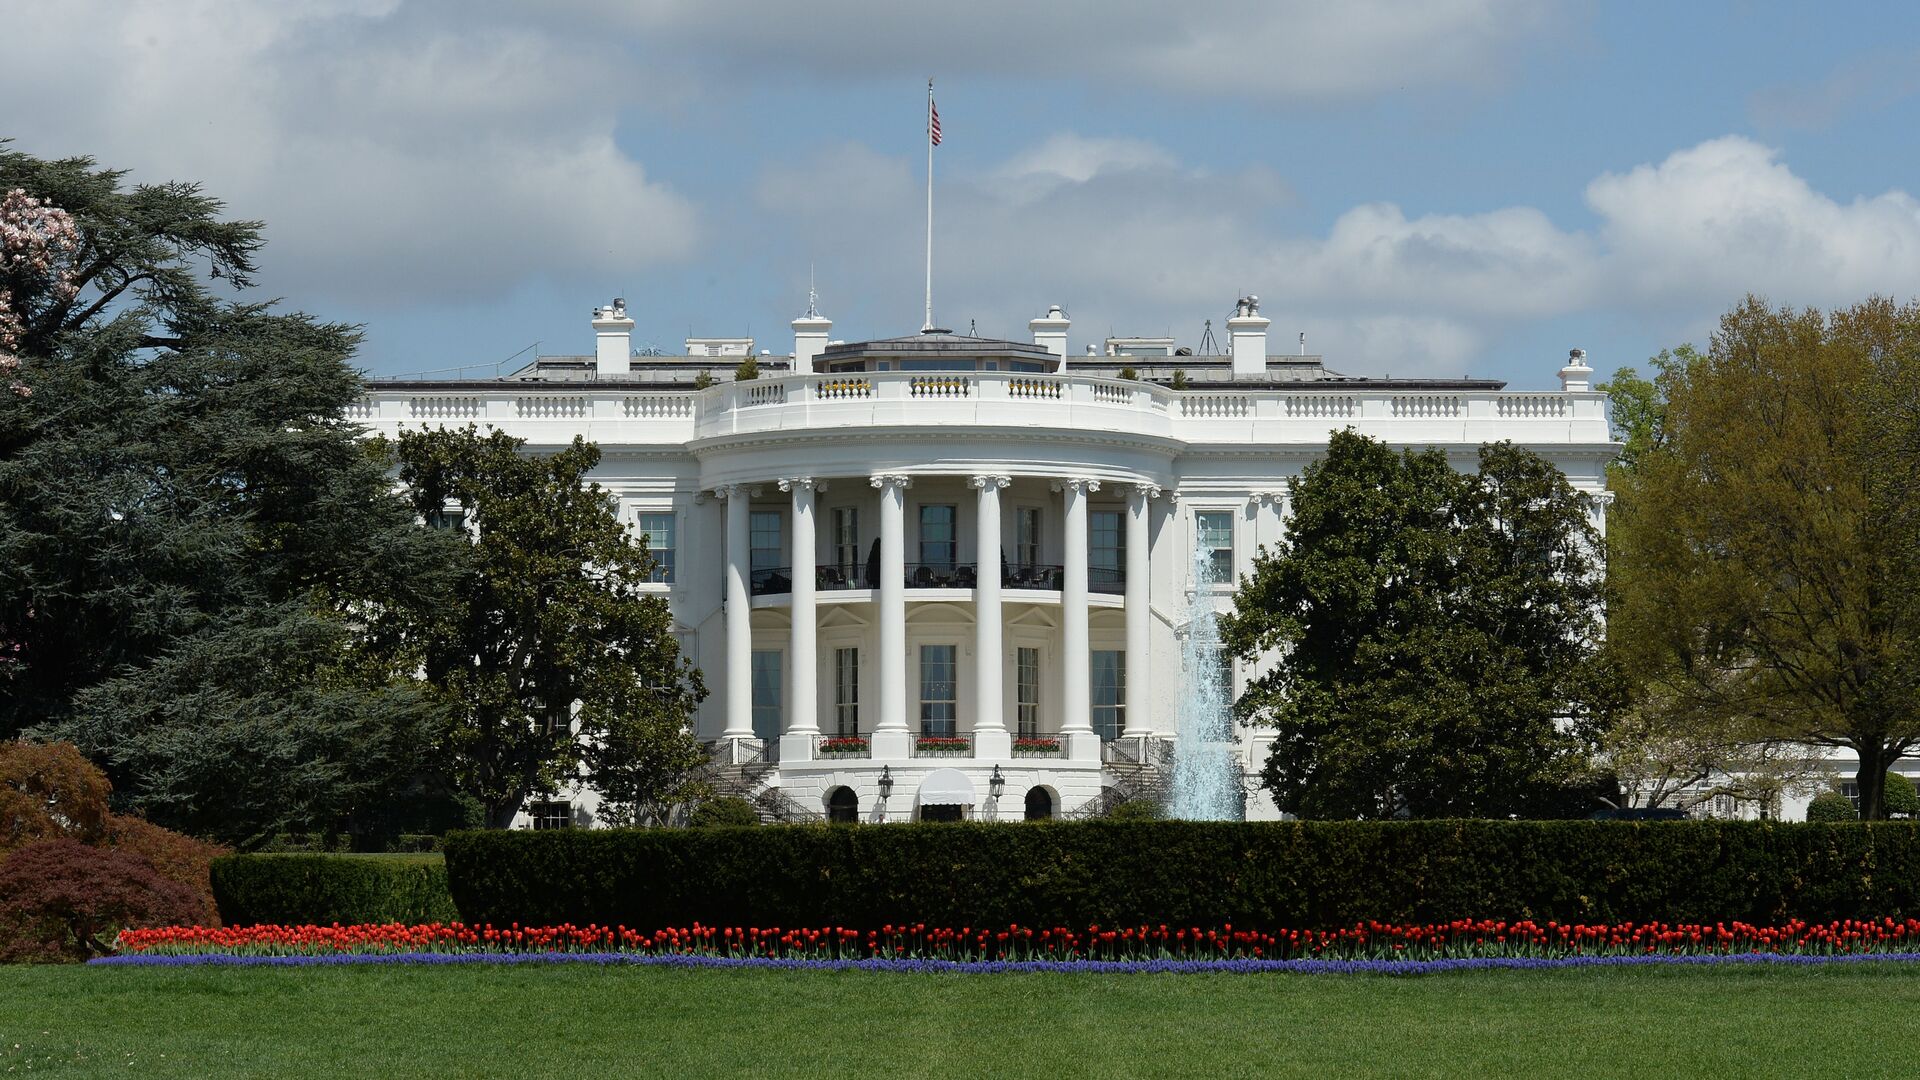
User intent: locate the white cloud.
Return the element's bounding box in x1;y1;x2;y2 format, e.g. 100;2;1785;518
1587;136;1920;309
744;132;1920;380
0;1;698;305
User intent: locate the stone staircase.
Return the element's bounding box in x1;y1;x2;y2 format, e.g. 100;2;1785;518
702;740;822;823
1067;736;1174;819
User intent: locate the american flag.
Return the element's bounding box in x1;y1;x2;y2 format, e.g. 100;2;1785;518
929;96;941;146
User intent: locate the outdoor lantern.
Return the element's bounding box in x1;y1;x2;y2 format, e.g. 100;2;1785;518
878;765;893;797
989;765;1005;797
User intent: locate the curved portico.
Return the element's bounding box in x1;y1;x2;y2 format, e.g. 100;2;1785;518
707;461;1172;770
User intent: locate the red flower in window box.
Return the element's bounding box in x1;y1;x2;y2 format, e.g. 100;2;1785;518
1013;737;1061;754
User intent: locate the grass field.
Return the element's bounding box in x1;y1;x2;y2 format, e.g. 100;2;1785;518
6;963;1920;1078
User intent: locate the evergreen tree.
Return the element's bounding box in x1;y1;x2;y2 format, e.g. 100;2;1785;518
391;426;706;828
1220;431;1605;819
0;146;466;845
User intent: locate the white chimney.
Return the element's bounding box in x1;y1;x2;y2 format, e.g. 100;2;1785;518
1227;295;1270;379
791;312;832;374
592;298;634;376
1029;304;1070;359
1559;347;1594;392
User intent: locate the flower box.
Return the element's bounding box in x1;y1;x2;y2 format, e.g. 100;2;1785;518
818;737;869;756
914;736;971;755
1013;737;1062;756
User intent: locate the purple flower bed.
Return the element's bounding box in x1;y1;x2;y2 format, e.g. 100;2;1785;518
88;950;1920;975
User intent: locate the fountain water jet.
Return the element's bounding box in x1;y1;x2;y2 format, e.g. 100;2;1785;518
1166;546;1244;820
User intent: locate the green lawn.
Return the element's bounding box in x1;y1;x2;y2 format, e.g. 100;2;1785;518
5;963;1920;1078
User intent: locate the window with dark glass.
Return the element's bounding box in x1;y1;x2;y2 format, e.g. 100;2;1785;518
1016;647;1040;737
750;511;784;576
919;505;956;572
832;507;860;579
426;506;467;531
637;512;675;584
1090;509;1125;590
834;648;859;735
1091;650;1126;740
751;650;782;741
1016;507;1042;569
529;800;572;830
919;644;957;737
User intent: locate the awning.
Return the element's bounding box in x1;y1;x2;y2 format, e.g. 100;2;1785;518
917;768;977;806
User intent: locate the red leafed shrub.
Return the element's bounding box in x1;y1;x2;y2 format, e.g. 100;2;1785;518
0;838;211;961
105;813;225;922
0;741;112;851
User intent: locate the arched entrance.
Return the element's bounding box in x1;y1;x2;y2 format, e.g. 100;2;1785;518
826;786;858;824
1025;787;1054;821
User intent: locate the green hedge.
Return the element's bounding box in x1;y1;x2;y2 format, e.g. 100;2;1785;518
211;854;458;926
444;821;1920;929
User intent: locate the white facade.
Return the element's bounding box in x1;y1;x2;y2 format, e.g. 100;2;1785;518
358;299;1617;824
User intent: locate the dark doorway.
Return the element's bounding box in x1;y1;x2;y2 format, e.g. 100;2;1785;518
826;786;858;824
1025;787;1054;821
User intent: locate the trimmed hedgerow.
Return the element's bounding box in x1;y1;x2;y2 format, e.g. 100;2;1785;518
444;821;1920;930
211;854;457;927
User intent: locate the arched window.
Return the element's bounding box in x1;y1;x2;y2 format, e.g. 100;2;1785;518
1025;787;1054;821
826;786;858;824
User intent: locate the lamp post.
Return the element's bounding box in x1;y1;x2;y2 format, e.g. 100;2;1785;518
989;765;1005;798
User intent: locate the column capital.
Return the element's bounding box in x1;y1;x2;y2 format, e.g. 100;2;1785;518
1127;482;1163;502
1593;490;1617;506
870;473;914;491
967;474;1011;490
1250;490;1285;507
1050;478;1101;494
712;483;764;499
777;477;827;493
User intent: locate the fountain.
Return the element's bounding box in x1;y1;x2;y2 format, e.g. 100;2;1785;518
1165;546;1245;820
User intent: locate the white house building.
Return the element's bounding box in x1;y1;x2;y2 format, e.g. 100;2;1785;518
355;296;1617;825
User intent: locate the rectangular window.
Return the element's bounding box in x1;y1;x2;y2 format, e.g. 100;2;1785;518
750;650;782;741
1091;649;1126;741
1017;647;1040;737
750;511;784;576
1215;647;1234;703
1016;507;1042;569
426;506;466;531
919;505;956;572
637;511;676;584
834;647;860;736
832;507;860;580
1090;509;1125;591
1196;511;1234;584
919;644;957;737
529;800;571;830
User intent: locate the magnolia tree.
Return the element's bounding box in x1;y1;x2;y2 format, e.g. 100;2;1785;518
0;187;80;397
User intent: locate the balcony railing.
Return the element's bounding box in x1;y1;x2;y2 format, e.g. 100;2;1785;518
1012;735;1067;758
742;562;1125;596
905;562;977;589
911;733;972;758
749;566;792;596
814;733;871;759
1003;564;1063;590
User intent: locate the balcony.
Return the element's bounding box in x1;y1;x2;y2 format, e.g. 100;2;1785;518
747;563;1127;597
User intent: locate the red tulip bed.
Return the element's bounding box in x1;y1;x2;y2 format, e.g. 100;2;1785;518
92;918;1920;973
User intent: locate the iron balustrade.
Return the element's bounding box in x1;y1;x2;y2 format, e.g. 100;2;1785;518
749;566;792;596
754;562;1122;595
910;733;973;758
813;733;872;758
1089;565;1126;594
904;562;978;589
1002;564;1064;590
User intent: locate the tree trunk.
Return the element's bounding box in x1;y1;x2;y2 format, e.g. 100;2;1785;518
1855;744;1893;820
487;792;524;829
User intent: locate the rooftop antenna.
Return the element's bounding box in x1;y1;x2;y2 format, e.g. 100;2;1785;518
1199;319;1219;355
1299;331;1307;356
969;318;976;336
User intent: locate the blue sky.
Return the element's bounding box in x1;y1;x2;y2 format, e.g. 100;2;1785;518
6;1;1919;388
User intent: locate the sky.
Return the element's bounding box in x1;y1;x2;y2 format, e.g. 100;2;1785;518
4;0;1920;389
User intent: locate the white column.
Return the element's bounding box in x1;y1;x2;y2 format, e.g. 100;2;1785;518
721;484;754;740
1125;483;1156;744
871;474;912;759
970;474;1011;758
780;477;821;761
1058;478;1100;761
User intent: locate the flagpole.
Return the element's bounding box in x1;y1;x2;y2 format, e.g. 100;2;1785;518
923;78;934;332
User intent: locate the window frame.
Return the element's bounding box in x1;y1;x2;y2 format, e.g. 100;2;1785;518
1091;649;1126;741
750;510;785;576
750;649;783;741
636;510;677;585
833;647;860;736
1016;646;1041;737
1016;506;1043;569
1194;509;1235;586
918;643;958;738
918;504;958;572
